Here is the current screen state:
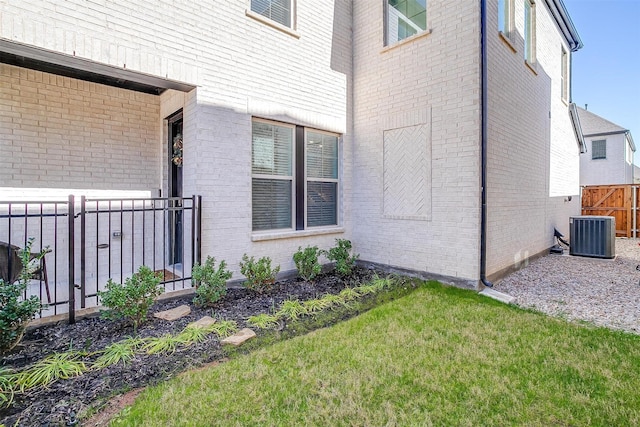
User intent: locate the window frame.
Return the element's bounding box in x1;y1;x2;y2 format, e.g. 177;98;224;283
498;0;514;37
251;118;341;234
524;0;536;65
591;139;607;160
247;0;298;37
304;129;340;229
251;118;296;232
561;47;568;101
384;0;429;47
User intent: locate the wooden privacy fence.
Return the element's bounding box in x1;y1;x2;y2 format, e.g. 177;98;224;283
581;184;640;237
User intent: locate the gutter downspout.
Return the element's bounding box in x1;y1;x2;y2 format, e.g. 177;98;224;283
480;0;493;288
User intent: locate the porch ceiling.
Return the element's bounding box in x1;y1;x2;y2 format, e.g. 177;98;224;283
0;38;196;95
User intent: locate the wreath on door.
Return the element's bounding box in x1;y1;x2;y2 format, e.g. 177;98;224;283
172;134;183;167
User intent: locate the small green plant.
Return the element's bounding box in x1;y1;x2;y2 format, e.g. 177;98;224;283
0;367;16;408
354;284;377;295
326;239;359;277
98;266;163;333
176;324;217;346
302;298;331;313
15;352;86;391
339;287;361;301
370;275;393;291
319;293;350;309
142;334;182;355
239;254;280;293
247;313;281;329
276;300;308;321
0;238;46;355
210;320;239;338
92;337;143;369
293;246;323;282
192;257;232;307
0;238;49;355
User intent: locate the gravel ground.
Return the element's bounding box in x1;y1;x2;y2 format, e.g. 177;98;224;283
495;238;640;334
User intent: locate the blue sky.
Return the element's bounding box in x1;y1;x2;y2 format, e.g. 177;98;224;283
562;0;640;164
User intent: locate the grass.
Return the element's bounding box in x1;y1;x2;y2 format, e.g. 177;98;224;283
112;281;640;426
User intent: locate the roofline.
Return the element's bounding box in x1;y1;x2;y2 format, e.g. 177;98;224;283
584;130;630;138
0;38;196;94
584;130;636;152
544;0;583;52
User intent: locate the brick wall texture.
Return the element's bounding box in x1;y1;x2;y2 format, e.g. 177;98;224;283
1;0;583;285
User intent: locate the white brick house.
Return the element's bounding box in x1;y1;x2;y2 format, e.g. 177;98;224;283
0;0;582;305
577;106;636;186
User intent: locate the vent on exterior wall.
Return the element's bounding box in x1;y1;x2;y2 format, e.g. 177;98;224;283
569;216;616;259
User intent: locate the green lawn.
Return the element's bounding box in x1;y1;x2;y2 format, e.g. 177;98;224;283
117;282;640;426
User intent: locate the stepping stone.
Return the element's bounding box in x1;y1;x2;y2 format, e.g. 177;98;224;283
221;328;256;347
153;304;191;321
188;316;216;328
479;288;516;305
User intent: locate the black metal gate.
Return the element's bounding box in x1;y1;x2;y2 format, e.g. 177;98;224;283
0;195;202;323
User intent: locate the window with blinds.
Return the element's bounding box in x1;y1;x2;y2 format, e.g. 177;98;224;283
592;140;606;160
251;0;292;28
306;132;338;227
251;120;294;231
251;119;340;232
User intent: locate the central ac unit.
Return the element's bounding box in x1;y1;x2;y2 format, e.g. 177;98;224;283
569;216;615;259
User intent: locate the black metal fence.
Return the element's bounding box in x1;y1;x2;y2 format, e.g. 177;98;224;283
0;195;202;323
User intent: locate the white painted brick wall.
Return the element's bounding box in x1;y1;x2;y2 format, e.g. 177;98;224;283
0;1;353;279
352;0;481;284
0;63;160;191
486;0;581;277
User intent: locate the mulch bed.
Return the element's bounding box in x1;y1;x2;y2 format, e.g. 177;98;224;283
1;268;379;426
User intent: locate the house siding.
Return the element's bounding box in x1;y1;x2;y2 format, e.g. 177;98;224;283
486;0;581;278
352;0;482;285
580;134;633;185
0;63;161;191
0;0;353;279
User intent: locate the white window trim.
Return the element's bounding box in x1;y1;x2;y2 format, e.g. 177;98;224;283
251;120;342;239
524;0;537;67
304;128;340;230
245;0;300;38
251;118;296;233
498;0;517;52
561;47;569;102
383;0;430;49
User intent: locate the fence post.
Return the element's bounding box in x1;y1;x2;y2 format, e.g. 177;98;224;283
80;196;86;308
196;195;202;265
68;195;75;324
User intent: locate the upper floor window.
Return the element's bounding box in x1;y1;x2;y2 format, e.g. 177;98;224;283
498;0;513;35
385;0;427;46
251;0;293;28
592;140;606;160
561;48;568;101
524;0;536;63
251;119;340;232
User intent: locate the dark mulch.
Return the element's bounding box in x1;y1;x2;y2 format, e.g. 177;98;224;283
1;268;378;427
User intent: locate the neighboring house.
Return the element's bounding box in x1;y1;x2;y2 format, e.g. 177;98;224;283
577;106;636;185
635;165;640;184
0;0;582;309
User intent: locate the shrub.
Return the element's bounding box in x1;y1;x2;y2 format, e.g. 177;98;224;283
239;254;280;293
192;256;232;307
98;266;163;333
0;238;45;355
293;246;323;282
326;239;359;277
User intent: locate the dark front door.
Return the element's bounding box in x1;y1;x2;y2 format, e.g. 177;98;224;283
168;111;183;266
